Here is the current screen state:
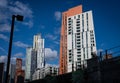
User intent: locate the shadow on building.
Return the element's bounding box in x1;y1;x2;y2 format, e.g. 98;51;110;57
86;55;120;83
28;55;120;83
0;63;4;83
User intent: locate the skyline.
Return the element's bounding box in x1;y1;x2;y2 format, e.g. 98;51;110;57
0;0;120;68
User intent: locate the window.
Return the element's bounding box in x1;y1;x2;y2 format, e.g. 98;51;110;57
77;33;80;35
77;48;81;50
68;26;71;28
69;53;72;55
77;58;81;60
68;23;71;26
77;36;80;38
69;60;72;62
74;16;76;19
77;52;81;54
78;15;80;18
68;20;71;23
68;18;71;20
69;56;71;58
77;30;80;32
68;29;71;31
68;32;71;35
77;55;81;57
77;45;80;48
69;50;72;52
86;13;88;20
76;27;80;29
76;24;80;26
76;21;80;23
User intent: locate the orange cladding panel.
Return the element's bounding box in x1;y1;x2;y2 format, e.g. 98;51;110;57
67;5;82;17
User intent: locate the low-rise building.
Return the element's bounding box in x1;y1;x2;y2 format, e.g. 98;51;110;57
32;66;58;80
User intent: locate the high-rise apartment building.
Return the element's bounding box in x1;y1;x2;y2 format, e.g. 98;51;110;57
30;34;45;78
59;5;97;74
25;47;32;81
25;34;45;81
33;34;45;68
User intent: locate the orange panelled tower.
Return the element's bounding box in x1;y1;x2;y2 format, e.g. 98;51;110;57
59;5;82;74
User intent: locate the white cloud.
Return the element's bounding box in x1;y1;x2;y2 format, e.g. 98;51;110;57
45;63;59;68
0;55;25;71
0;55;16;64
39;24;45;29
54;41;60;45
0;34;9;41
23;20;33;28
0;47;7;54
14;41;29;48
97;49;103;53
9;1;33;28
45;48;58;61
14;52;24;57
0;24;11;32
45;34;57;41
54;11;61;21
54;27;61;35
0;55;7;63
45;33;60;45
11;57;17;64
9;1;33;18
0;0;34;31
0;0;8;7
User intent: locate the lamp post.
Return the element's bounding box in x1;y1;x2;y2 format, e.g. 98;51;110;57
5;15;23;83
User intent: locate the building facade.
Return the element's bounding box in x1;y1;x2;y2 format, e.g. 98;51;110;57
0;63;4;83
25;47;32;81
15;58;22;83
14;58;25;83
16;70;25;83
59;5;97;74
31;49;37;79
32;66;59;80
10;64;16;83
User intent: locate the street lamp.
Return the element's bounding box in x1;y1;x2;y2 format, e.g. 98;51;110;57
5;15;24;83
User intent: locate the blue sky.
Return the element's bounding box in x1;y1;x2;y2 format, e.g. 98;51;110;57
0;0;120;67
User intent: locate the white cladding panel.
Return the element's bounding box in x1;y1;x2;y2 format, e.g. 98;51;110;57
67;11;97;72
67;35;72;49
